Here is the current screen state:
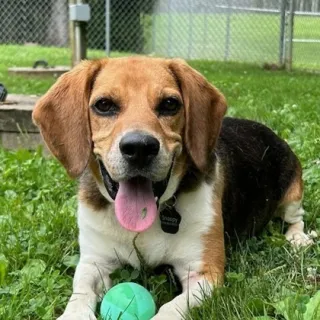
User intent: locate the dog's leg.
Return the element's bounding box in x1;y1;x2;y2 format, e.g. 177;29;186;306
153;196;225;320
282;200;314;247
279;168;314;247
151;273;215;320
152;262;224;320
58;256;112;320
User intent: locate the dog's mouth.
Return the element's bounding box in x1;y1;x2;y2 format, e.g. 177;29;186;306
98;160;172;232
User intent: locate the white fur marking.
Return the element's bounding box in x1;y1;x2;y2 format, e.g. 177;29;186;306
59;178;216;319
283;200;305;224
283;201;313;247
285;221;313;247
152;278;212;320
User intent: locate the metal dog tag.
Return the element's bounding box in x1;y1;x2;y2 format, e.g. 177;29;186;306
160;207;181;234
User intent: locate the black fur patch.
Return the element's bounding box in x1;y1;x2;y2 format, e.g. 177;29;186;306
217;117;299;238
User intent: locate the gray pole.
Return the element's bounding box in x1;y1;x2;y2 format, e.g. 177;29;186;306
224;1;231;61
167;0;172;57
279;0;286;66
187;7;193;59
105;0;110;56
151;12;156;54
69;0;76;67
286;0;295;71
69;0;90;65
76;0;87;63
203;11;208;56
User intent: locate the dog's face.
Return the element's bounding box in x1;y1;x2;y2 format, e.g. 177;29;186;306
89;59;184;193
33;57;226;231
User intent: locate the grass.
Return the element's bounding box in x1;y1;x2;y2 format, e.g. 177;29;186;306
0;48;320;319
149;13;320;69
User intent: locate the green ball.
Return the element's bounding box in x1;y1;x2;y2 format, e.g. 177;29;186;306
100;282;156;320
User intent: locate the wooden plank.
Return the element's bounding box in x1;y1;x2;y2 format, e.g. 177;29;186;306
0;94;39;133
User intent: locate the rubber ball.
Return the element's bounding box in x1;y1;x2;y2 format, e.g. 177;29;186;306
100;282;156;320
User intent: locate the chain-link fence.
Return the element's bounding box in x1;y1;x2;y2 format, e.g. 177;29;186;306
292;10;320;69
0;0;319;69
0;0;69;47
144;0;284;62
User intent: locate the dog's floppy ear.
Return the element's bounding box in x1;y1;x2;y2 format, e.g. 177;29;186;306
168;59;227;173
32;60;104;178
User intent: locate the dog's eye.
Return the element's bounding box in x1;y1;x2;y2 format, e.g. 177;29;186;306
157;97;181;116
92;98;119;116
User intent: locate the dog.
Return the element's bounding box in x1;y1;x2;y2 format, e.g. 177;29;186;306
32;57;313;320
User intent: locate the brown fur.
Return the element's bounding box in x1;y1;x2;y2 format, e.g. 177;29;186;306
32;60;107;178
280;163;303;205
168;59;227;173
78;157;109;211
201;162;225;285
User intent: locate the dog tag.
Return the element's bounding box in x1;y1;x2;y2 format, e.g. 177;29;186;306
160;207;181;234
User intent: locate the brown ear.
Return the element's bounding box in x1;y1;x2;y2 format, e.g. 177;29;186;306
168;59;227;173
32;60;104;178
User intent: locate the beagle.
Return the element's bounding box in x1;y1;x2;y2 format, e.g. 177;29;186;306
32;57;312;320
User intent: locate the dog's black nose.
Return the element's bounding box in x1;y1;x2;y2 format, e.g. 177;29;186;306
120;132;160;168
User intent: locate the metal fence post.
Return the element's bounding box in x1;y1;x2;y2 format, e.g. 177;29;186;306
76;0;87;63
286;0;295;71
105;0;110;56
203;9;208;54
151;12;156;54
224;1;232;61
167;0;172;57
69;0;76;67
70;0;88;66
279;0;286;66
187;6;193;59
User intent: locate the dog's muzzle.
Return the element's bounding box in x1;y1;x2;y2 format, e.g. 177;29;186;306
98;159;173;233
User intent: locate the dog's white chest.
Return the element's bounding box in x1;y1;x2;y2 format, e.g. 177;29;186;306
77;181;215;271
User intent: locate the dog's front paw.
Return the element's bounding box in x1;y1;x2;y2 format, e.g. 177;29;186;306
57;292;98;320
152;313;183;320
285;230;314;247
151;303;184;320
152;314;180;320
57;309;96;320
57;314;96;320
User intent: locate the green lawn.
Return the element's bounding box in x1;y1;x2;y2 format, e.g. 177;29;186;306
149;13;320;69
0;48;320;319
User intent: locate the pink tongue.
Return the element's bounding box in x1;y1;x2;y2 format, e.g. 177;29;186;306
115;178;157;232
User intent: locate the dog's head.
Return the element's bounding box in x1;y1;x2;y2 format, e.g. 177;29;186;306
33;57;226;231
